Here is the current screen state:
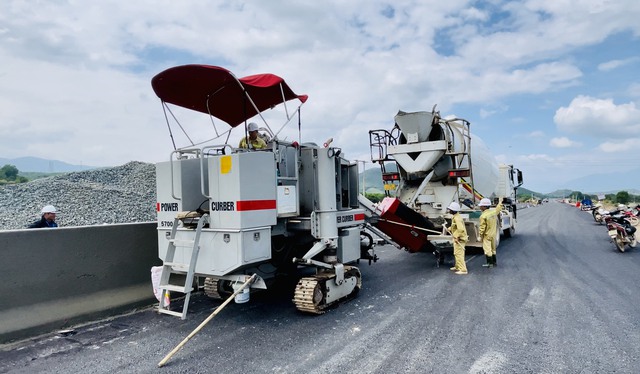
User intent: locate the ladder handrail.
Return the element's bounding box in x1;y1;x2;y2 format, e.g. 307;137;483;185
158;214;209;319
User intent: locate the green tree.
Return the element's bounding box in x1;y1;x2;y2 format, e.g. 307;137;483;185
570;191;584;201
365;192;385;203
615;191;630;204
0;164;19;181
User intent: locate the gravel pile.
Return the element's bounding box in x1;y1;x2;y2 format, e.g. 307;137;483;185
0;161;157;230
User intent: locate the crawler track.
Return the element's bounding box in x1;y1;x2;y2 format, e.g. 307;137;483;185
203;277;225;299
293;266;362;314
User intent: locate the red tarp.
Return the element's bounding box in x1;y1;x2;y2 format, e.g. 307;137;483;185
151;65;308;128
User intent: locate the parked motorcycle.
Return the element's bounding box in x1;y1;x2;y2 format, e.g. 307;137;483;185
604;214;637;252
592;205;607;224
593;204;640;226
627;205;640;227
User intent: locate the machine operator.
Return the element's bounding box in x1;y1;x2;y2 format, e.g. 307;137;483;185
239;122;267;150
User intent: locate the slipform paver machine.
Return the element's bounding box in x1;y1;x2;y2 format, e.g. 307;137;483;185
151;65;376;318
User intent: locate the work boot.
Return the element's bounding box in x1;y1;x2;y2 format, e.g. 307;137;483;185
482;255;493;268
492;255;497;267
450;267;457;271
455;270;468;275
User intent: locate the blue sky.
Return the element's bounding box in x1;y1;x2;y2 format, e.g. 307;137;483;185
0;0;639;193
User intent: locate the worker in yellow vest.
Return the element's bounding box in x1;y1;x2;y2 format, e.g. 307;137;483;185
478;197;503;268
447;202;468;275
239;122;267;149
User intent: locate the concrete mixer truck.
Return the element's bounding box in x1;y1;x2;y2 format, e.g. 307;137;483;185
364;107;523;263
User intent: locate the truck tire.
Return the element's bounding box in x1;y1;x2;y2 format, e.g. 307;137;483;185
504;226;514;238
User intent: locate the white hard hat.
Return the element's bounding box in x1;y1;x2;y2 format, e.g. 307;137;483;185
447;202;461;212
479;198;492;207
41;205;58;214
247;122;259;132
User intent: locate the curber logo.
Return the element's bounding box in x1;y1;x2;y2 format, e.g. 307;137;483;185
337;213;365;223
211;201;235;211
337;215;354;223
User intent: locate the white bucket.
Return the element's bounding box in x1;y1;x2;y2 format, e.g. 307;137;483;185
233;285;250;304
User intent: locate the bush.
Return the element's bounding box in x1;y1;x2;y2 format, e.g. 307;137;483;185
365;192;386;203
0;164;28;184
615;191;630;204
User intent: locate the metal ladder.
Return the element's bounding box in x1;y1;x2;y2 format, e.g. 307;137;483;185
157;214;207;319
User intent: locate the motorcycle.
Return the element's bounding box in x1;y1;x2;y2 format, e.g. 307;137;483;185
604;214;637;252
627;205;640;227
592;205;607;224
593;204;640;226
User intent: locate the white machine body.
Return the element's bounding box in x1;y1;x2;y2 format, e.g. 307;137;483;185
156;144;364;276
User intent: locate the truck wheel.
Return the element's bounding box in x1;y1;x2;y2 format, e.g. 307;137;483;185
503;226;514;238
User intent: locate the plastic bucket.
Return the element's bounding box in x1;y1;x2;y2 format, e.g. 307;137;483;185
233;284;250;304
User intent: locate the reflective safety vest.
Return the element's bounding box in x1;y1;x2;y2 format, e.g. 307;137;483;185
239;136;267;149
479;202;503;240
450;212;468;243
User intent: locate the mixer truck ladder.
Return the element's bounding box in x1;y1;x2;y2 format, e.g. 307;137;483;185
157;214;207;319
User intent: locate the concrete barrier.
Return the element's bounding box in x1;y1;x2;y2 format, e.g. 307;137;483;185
0;223;161;344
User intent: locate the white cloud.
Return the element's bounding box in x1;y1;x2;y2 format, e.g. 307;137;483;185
598;57;640;72
528;131;545;138
518;154;555;162
554;96;640;138
479;104;509;119
549;137;581;148
598;137;640;152
479;108;493;119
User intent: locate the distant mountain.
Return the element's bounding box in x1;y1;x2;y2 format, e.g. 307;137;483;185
547;188;640;197
516;186;544;197
545;189;574;198
360;167;383;192
561;167;640;195
0;157;99;173
360;164;398;193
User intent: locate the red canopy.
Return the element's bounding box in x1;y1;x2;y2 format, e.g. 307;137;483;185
151;65;308;128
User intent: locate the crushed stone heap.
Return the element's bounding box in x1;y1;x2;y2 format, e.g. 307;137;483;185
0;161;157;230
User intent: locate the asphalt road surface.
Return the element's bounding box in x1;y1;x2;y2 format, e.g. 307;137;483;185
2;201;640;373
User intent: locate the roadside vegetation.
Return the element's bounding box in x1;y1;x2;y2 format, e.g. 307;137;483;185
0;165;28;185
0;164;63;185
